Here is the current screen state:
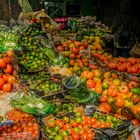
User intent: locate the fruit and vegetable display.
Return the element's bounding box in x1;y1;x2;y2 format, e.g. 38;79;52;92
0;14;140;140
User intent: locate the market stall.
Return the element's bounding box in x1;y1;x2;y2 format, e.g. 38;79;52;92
0;10;140;140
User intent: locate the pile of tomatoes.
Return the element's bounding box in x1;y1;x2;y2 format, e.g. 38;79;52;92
0;50;16;94
44;112;123;140
0;110;39;140
92;52;140;74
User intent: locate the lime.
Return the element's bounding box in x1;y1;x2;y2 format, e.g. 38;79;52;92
77;70;82;76
82;66;89;71
54;126;60;132
80;78;86;85
76;117;82;123
59;130;68;137
54;135;63;140
102;81;109;89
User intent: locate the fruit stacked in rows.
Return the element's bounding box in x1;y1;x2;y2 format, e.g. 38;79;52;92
18;51;48;72
21;72;62;93
44;112;124;140
44;112;95;140
0;50;16;94
54;103;74;115
0;110;39;139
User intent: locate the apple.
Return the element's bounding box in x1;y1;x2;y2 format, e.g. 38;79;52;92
130;94;140;105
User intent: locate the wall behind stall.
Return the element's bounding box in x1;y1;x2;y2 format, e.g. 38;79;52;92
102;0;122;26
0;0;42;22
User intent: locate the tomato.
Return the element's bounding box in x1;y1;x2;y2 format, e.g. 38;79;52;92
105;122;111;127
81;70;89;79
86;132;94;140
63;124;71;130
100;55;107;61
56;119;62;125
81;133;87;140
117;64;126;72
3;57;10;64
96;121;102;128
86;71;94;79
94;69;102;77
99;95;107;102
71;121;78;127
57;46;65;51
115;97;125;108
88;64;98;70
94;81;102;94
77;59;84;68
127;57;136;65
8;75;16;84
119;85;129;94
2;83;12;92
131;105;140;114
131;119;139;126
86;79;95;89
72;47;79;54
99;102;112;113
108;62;117;70
130;94;140;105
82;58;89;66
64;136;72;140
0;77;5;89
128;81;138;89
72;133;80;140
3;64;13;74
74;41;81;47
0;59;6;68
2;74;10;82
127;65;138;74
118;57;126;63
107;86;118;97
92;52;100;58
91;118;96;124
69;53;76;59
58;121;64;128
69;59;75;66
6;50;14;57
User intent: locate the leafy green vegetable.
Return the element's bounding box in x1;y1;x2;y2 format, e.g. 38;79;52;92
66;85;100;105
10;95;55;115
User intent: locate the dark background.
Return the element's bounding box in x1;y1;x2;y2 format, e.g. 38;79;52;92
0;0;139;26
